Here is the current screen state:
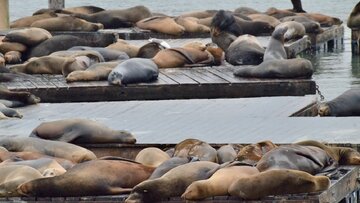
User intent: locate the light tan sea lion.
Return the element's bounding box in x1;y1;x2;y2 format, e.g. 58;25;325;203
18;159;155;197
66;61;121;82
106;39;140;58
31;16;104;31
182;165;259;200
10;12;57;28
0;42;27;54
248;14;281;27
179;10;218;19
236;140;277;165
298;12;343;26
276;21;306;41
136;16;185;36
348;2;360;29
234;7;261;16
135;147;170;168
4;51;22;64
125;161;219;203
173;138;218;163
3;27;52;47
0;137;97;163
265;7;296;19
228;169;330;200
174;17;210;33
30;118;136;144
0;165;44;197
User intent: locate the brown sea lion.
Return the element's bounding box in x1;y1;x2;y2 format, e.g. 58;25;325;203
0;158;66;177
263;26;288;61
0;53;5;67
265;7;296;19
66;61;121;82
135;147;170;168
0;85;40;107
4;51;22;64
174;138;218;163
228;169;330;200
256;144;338;175
3;27;52;47
125;161;219;203
68;46;129;61
318;89;360;117
182;165;259;200
0;137;96;163
236;140;277;165
0;165;44;197
10;12;57;28
234;58;314;79
30;118;136;144
210;27;237;51
31;16;103;31
18;159;155;197
298;13;342;26
234;7;261;16
276;21;306;41
0;103;22;118
280;16;324;34
348;2;360;29
0;42;27;54
205;43;225;65
247;14;281;28
174;17;210;33
106;39;140;58
136;16;185;36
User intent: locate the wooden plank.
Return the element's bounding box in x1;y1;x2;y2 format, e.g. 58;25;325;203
179;68;229;84
160;69;199;85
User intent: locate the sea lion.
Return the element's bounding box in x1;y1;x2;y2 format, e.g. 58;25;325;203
30;118;136;144
108;58;159;85
0;103;22;118
263;26;288;61
31;16;103;31
247;14;281;28
68;46;129;61
106;39;140;58
18;159;155;197
295;140;360;165
66;61;121;82
136;42;165;58
0;165;44;197
216;144;239;164
125;161;219;203
10;12;57;28
135;147;170;168
0;158;66;177
210;28;237;51
256;144;338;175
0;42;27;54
174;16;210;33
205;43;225;65
233;7;261;16
26;35;114;59
348;2;360;29
174;139;218;163
0;137;97;163
225;34;265;65
234;58;314;79
276;21;306;41
265;7;297;19
280;16;324;34
290;0;306;13
0;85;40;106
298;13;342;26
228;169;330;200
3;27;52;47
182;165;259;200
318;89;360;117
72;5;151;29
4;51;22;64
136;16;185;36
149;156;199;180
236;140;277;165
9;56;76;75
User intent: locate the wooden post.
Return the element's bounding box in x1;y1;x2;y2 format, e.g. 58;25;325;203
48;0;65;9
0;0;9;29
351;29;360;55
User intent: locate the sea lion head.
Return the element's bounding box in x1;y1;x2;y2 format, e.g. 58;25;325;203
318;103;330;116
181;180;208;200
108;71;123;85
272;26;288;42
334;147;360;165
115;130;137;144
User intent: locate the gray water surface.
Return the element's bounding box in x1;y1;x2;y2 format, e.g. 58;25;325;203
8;0;360;100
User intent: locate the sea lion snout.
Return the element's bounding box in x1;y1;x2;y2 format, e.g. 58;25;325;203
118;130;137;144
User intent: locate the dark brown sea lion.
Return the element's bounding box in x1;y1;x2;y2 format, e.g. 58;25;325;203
182;165;259;200
125;161;219;203
31;16;103;31
18;160;155;197
0;165;44;197
236;140;277;165
265;7;297;19
0;137;96;163
136;16;185;36
290;0;306;13
137;42;165;58
4;51;22;64
174;138;218;163
30;118;136;144
348;2;360;29
234;58;313;79
318;89;360;117
0;85;40;107
108;58;159;85
72;5;151;29
135;147;170;168
10;12;57;28
263;26;288;61
3;27;52;47
210;28;237;51
228;169;330;200
298;12;343;27
256;144;338;175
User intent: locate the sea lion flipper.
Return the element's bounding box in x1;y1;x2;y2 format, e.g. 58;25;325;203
109;187;133;194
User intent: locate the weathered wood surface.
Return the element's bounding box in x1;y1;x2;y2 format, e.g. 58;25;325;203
308;25;344;50
0;166;357;203
2;66;316;102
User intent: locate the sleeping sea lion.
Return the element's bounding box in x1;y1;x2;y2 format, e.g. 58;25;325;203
318;89;360;117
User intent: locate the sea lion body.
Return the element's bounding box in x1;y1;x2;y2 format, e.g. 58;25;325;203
276;21;306;41
247;14;281;28
4;51;22;64
319;89;360;116
0;42;27;54
234;7;261;16
31;16;103;31
234;58;313;79
66;61;121;82
0;85;40;106
108;58;159;85
174;138;218;163
265;7;296;19
136;16;185;36
149;157;199;180
263;26;287;61
216;144;238;164
228;169;330;200
30;118;136;144
106;39;140;58
10;12;57;28
298;12;342;27
3;27;52;47
280;16;324;34
68;46;129;61
135;147;170;168
175;16;210;33
18;160;154;197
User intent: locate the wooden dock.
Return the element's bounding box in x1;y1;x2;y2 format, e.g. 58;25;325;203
308;25;344;50
2;66;316;103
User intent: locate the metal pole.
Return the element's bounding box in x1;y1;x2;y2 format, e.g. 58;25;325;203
48;0;65;9
0;0;9;29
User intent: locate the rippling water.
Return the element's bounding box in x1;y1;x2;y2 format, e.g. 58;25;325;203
8;0;360;100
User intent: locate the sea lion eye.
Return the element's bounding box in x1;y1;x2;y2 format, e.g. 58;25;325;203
143;189;148;193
